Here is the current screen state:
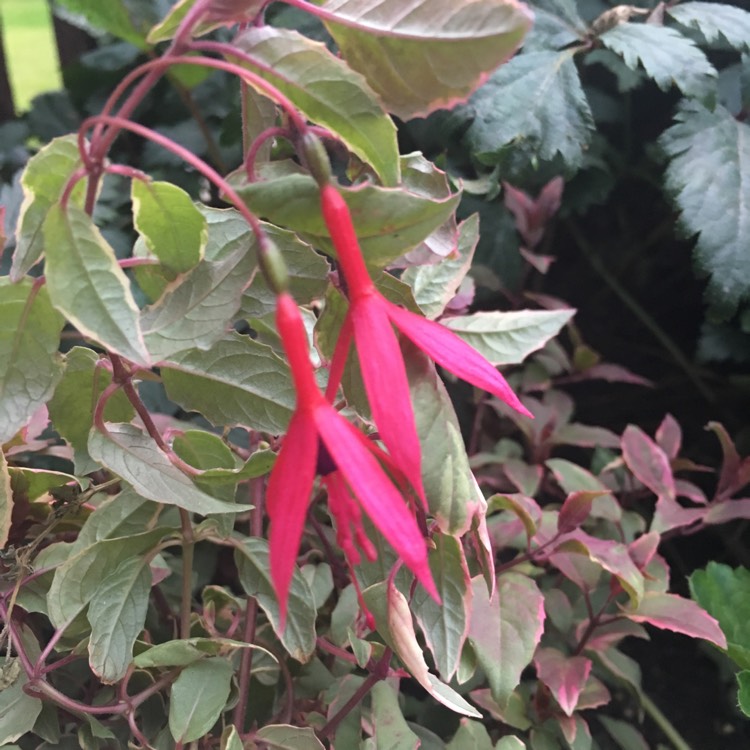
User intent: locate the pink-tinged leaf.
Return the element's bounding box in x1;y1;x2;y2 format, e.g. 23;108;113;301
266;411;318;625
564;363;654;387
576;618;649;652
548;546;605;593
621;425;676;500
675;478;708;505
385;301;532;417
534;647;592;716
557;491;607;533
651;495;705;535
705;499;750;525
318;407;437;601
546;458;621;522
488;493;542;540
503;459;543;497
21;404;49;443
519;247;555;274
557;714;591;747
624;592;727;648
707;421;750;499
470;689;531;730
468;573;545;708
628;532;659;571
655;413;682;459
555;423;621;449
351;296;425;501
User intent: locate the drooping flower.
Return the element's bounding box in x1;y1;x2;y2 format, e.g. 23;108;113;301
320;183;533;499
267;292;438;623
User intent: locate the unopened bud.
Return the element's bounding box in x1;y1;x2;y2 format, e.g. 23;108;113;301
258;237;289;294
298;131;332;187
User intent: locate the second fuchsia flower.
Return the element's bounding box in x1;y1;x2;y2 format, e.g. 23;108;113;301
320;183;533;501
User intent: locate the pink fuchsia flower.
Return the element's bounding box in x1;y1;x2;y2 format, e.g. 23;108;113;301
267;292;438;624
320;184;533;500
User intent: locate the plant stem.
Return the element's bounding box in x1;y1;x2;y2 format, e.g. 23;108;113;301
641;691;695;750
178;509;195;640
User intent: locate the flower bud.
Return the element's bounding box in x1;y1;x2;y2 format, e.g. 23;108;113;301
258;236;289;294
298;131;332;187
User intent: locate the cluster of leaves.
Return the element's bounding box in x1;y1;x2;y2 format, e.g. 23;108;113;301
0;1;747;749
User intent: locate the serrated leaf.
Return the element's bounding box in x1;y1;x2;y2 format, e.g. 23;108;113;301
660;100;750;319
600;23;716;101
534;648;591;716
0;280;64;443
230;154;460;267
0;454;12;549
160;333;295;434
467;573;545;709
88;556;151;683
442;309;574;366
55;0;150;49
10;135;86;280
234;537;317;662
43;205;150;366
88;423;249;514
254;725;326;750
668;2;750;52
463;50;594;170
412;534;472;681
47;347;134;473
168;658;234;742
0;662;43;744
402;214;479;319
371;682;421;750
132;180;207;273
234;26;399;185
142;242;255;361
47;527;169;627
316;0;532;120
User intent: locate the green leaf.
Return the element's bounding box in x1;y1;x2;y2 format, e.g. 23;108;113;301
47;527;170;627
668;2;750;52
88;556;151;683
160;333;296;434
496;738;527;750
737;671;750;717
254;725;326;750
468;573;545;709
55;0;151;49
234;26;399;186
230;154;460;268
598;716;649;750
599;23;716;101
412;534;471;681
48;347;134;473
0;661;43;744
463;50;594;171
234;538;317;662
660;101;750;318
43;205;151;366
135;637;273;668
690;562;750;669
371;682;421;750
0;453;12;550
142;242;255;361
0;279;64;443
132;180;207;273
222;726;244;750
316;0;532;121
402;214;479;319
168;658;234;742
88;423;249;514
442;309;574;366
447;720;493;750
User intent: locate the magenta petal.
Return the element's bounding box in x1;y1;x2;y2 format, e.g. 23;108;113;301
266;410;318;626
351;296;425;500
315;405;439;601
385;302;532;418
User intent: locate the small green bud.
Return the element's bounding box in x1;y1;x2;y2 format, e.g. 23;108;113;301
258;237;289;294
299;131;332;186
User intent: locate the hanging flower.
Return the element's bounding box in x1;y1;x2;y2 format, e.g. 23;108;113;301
320;183;533;500
267;292;438;624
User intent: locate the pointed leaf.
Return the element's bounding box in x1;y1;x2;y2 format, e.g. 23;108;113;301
463;50;594;170
88;423;248;514
660;101;750;318
168;658;234;742
600;23;716;101
371;682;421;750
316;0;532;120
621;425;675;500
668;2;750;52
55;0;151;49
132;180;207;273
534;648;592;716
442;309;574;366
134;637;273;668
447;719;493;750
557;491;605;534
655;413;681;460
254;725;326;750
161;333;295;434
43;204;150;366
0;280;64;444
10;134;85;281
467;573;545;708
88;557;151;683
598;716;649;750
235;26;399;185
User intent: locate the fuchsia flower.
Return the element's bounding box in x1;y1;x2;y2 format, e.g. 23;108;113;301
321;184;533;499
267;292;438;623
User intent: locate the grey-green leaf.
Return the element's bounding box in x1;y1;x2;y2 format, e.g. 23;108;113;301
88;423;249;514
0;662;43;744
43;204;151;366
0;452;11;549
0;279;64;443
371;682;421;750
463;50;594;170
234;26;399;185
668;2;750;52
168;658;234;742
254;725;326;750
88;557;151;683
659;101;750;319
160;333;296;434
